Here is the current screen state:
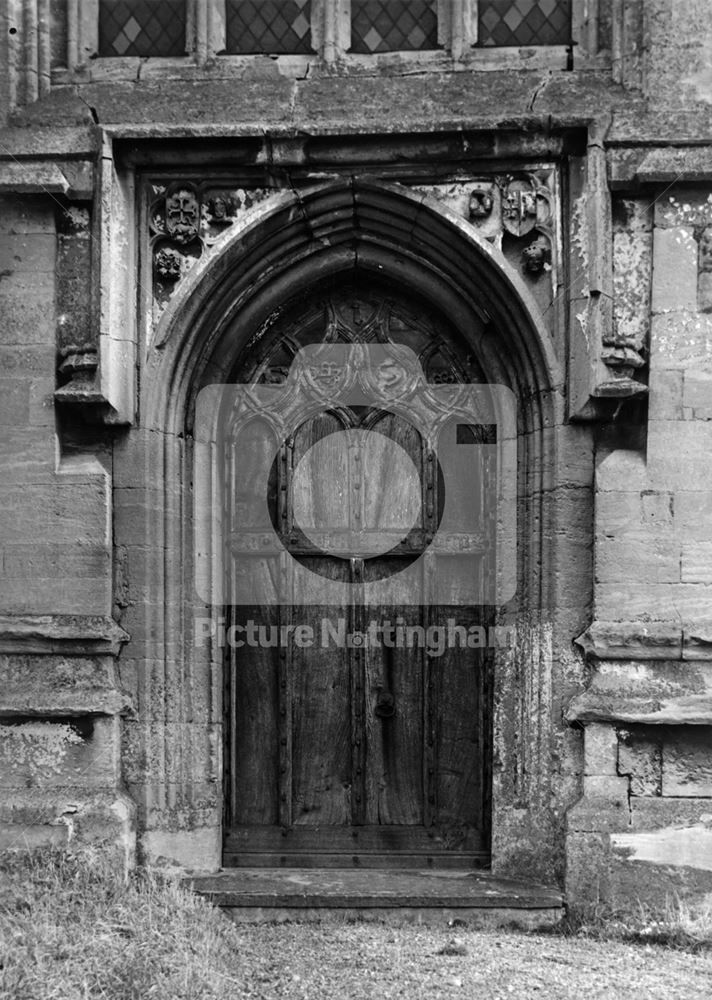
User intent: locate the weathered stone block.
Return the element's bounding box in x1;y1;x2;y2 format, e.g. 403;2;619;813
629;796;712;829
676;491;712;538
651;312;712;372
595;533;680;586
683;372;712;418
595;451;646;493
127;779;220;833
0;344;56;377
594;490;644;533
568;660;712;726
681;541;712;584
682;624;712;661
0;378;30;425
0;654;132;716
0;195;55;235
565;800;631;835
651;227;698;313
612;198;652;353
699;270;712;313
0;273;56;346
116;654;214;724
582;774;630;804
617;727;662;796
648;369;683;421
121;721;221;784
640;490;675;527
0;434;59;487
0;576;112;617
654;191;712;231
647;421;712;490
0;233;55;273
140;826;221;871
600;582;712;622
564;831;612;909
0;716;119;789
583;722;618;776
662;728;712;796
0;790;136;871
2;543;110;580
29;377;56;427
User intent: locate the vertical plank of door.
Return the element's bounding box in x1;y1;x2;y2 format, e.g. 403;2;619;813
363;566;424;827
278;440;292;828
435;600;483;835
351;557;366;825
423;441;439;830
228;587;280;826
290;557;353;826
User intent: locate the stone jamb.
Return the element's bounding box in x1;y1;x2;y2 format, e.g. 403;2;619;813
109;165;596;884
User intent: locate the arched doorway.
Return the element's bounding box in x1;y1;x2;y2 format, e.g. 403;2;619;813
221;276;495;866
130;179;573;879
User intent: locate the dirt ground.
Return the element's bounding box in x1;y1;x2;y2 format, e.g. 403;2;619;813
219;921;712;999
2;849;711;1000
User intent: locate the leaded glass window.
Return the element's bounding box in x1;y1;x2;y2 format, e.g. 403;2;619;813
90;0;576;63
351;0;439;54
478;0;572;47
225;0;313;54
98;0;187;57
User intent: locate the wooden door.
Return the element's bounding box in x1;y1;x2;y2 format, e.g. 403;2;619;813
223;282;493;867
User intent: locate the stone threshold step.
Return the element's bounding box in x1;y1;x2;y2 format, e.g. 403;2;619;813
187;868;564;927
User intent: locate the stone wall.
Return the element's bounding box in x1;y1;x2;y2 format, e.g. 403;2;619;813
565;182;712;913
0;194;133;865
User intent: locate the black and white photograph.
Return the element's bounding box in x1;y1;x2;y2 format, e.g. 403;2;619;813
1;1;712;997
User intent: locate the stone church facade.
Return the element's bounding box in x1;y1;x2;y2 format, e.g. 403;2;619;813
1;0;711;914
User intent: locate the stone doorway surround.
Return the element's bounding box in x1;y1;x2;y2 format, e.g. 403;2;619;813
111;162;593;886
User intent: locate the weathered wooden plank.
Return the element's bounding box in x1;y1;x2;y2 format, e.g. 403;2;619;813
364;588;424;829
228;604;280;826
435;606;485;835
224;824;485;852
290;557;352;826
222;852;489;870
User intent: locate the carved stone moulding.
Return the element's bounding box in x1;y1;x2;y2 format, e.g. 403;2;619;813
412;168;558;291
147;182;276;319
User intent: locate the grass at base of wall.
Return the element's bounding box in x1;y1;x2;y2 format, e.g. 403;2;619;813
0;847;246;1000
1;847;711;1000
549;899;712;952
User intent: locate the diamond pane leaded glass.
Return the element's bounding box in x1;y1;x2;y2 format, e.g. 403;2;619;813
226;0;313;54
478;0;571;47
98;0;187;57
351;0;439;54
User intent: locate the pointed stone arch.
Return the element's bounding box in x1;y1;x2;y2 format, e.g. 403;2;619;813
116;178;589;878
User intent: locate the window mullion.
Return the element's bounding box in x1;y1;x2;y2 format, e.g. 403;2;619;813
466;0;478;48
316;0;349;63
192;0;208;63
572;0;598;59
208;0;226;57
445;0;477;60
71;0;98;68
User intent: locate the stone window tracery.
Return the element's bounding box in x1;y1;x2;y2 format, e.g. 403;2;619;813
57;0;589;70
